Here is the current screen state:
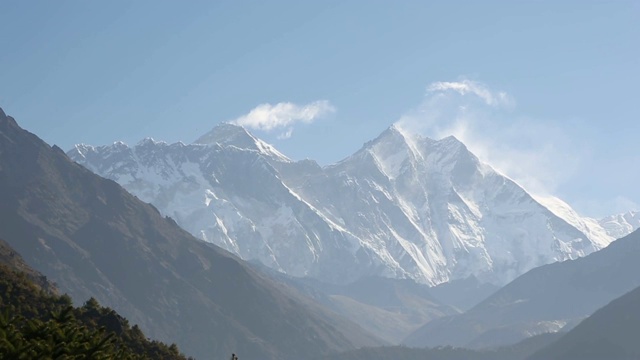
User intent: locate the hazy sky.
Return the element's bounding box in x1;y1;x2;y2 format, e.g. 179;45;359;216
1;1;638;216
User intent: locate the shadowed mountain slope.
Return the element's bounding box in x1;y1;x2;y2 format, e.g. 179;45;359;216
0;107;380;360
0;237;57;294
529;285;640;360
405;228;640;349
0;239;190;359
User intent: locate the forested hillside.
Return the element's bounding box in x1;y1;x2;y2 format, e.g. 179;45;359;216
0;238;190;359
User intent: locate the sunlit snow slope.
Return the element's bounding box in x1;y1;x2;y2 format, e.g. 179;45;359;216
68;124;637;285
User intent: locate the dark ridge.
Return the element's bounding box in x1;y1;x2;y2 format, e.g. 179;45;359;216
529;285;640;360
0;246;190;359
0;107;381;360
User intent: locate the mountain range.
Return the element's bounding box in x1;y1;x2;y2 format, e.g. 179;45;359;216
0;107;381;360
4;103;640;359
68;123;638;287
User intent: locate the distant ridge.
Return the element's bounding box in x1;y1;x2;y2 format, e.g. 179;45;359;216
529;285;640;360
404;228;640;349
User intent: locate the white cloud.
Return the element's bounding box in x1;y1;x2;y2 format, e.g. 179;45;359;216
277;127;294;140
573;196;640;218
231;100;335;134
395;79;583;197
427;80;514;108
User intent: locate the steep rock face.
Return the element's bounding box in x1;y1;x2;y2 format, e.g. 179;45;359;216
68;123;630;285
0;108;381;360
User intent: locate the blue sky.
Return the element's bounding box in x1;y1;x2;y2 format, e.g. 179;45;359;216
1;1;638;216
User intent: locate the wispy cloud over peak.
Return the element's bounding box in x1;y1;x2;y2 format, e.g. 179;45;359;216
395;78;583;201
277;127;294;140
427;79;514;108
231;101;335;138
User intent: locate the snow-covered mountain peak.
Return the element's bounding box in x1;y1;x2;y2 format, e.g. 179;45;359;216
349;128;471;178
358;125;405;152
599;210;640;239
112;140;128;148
194;123;253;146
534;195;614;249
194;123;290;162
359;126;417;179
137;137;168;147
67;123;637;286
432;135;466;154
68;141;133;162
439;134;463;144
69;143;96;160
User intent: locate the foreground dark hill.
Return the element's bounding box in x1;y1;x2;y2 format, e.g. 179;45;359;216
405;228;640;348
0;107;380;360
0;237;56;293
0;238;189;359
529;285;640;360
